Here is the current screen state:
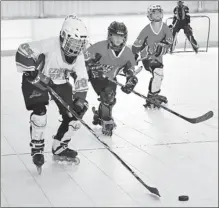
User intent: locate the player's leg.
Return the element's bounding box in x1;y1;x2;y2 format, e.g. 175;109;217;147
90;78;110;125
52;114;79;162
170;21;181;53
91;79;117;136
142;59;167;108
21;74;49;167
183;24;199;53
51;83;88;162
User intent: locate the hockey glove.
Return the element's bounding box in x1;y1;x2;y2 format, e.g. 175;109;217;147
121;75;138;94
26;53;53;91
72;97;89;119
27;70;53;91
155;41;172;57
24;53;45;79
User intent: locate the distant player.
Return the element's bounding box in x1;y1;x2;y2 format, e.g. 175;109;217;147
132;4;173;109
85;21;138;136
15;15;89;171
169;1;199;53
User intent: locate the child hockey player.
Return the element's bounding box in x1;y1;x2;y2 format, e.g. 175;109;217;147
169;1;199;53
15;15;89;172
132;4;173;109
84;21;138;137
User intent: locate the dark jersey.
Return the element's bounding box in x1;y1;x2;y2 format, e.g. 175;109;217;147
173;5;190;25
132;22;173;63
84;40;136;79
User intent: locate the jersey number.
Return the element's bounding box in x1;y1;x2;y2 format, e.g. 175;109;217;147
75;78;88;90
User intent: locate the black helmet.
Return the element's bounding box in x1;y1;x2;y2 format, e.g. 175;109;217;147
107;21;128;51
178;1;184;6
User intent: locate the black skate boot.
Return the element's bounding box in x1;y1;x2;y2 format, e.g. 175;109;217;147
30;139;45;174
101;118;117;137
156;94;168;104
144;93;168;109
52;137;80;165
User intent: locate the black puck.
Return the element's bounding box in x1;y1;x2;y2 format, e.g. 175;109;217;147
178;195;189;201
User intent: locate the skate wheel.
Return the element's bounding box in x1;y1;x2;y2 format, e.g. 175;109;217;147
36;166;42;175
52;155;64;162
73;157;80;165
67;157;80;165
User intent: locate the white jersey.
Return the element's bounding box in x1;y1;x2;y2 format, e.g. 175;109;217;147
16;37;88;93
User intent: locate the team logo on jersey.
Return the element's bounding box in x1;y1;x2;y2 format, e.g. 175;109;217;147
48;68;69;80
102;64;114;73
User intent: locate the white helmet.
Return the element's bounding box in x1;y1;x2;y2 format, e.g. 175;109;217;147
147;4;163;22
60;15;89;57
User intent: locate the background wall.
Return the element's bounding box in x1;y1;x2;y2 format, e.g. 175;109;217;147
1;1;218;19
1;1;218;56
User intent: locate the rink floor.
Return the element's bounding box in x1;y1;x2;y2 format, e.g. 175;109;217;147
1;48;218;207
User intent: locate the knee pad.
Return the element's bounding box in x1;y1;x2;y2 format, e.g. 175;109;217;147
98;87;116;120
149;68;164;94
30;113;47;141
142;59;163;72
72;97;89;119
100;86;116;106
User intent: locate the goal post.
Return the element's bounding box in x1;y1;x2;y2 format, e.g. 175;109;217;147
166;15;211;53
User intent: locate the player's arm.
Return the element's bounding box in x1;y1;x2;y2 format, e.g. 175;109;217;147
15;39;53;91
84;43;104;79
15;39;47;73
184;6;189;14
184;6;190;24
171;7;177;25
131;27;148;61
73;55;89;99
120;49;138;94
155;25;173;57
71;54;89;119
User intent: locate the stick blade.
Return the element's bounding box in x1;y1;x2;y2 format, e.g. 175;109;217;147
189;111;214;124
147;186;161;197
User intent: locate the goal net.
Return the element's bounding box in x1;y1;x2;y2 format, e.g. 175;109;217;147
166;15;210;53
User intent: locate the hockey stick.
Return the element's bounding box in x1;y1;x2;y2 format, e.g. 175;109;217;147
47;85;161;197
105;77;213;124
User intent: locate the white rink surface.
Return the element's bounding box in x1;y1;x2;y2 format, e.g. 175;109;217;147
1;48;218;207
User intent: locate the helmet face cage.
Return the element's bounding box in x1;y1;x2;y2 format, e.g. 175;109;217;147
60;16;88;57
107;21;128;51
147;5;163;21
60;30;87;57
